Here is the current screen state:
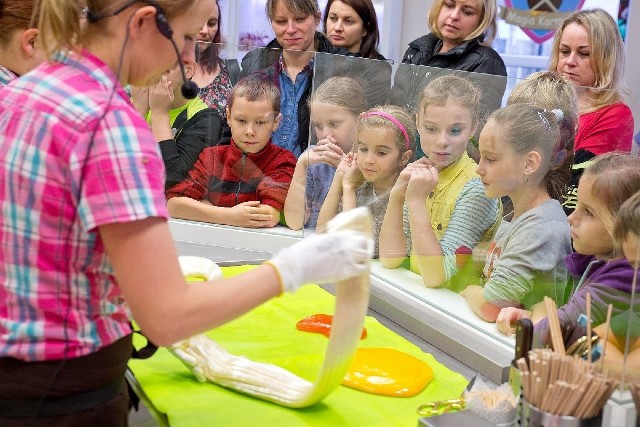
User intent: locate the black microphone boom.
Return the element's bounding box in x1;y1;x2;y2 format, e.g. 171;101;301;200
168;38;199;99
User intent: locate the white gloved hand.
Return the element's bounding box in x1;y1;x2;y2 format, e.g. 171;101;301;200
266;228;372;293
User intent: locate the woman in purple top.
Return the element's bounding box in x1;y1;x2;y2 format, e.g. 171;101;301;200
496;153;640;338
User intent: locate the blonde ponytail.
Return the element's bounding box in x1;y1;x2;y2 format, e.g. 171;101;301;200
38;0;83;56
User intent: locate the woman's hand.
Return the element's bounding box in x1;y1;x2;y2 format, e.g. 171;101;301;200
148;75;174;112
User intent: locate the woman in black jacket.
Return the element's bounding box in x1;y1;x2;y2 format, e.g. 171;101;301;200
390;0;506;117
239;0;391;156
239;0;348;158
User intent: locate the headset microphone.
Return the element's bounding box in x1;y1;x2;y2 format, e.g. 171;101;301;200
167;37;200;99
86;0;199;99
151;3;199;99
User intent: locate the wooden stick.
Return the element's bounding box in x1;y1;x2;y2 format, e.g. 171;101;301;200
517;357;529;372
533;376;542;407
563;385;583;416
574;378;600;417
540;360;550;396
588;379;619;419
540;383;554;412
544;297;565;354
599;304;614;370
549;355;560;389
555;382;575;415
586;292;592;363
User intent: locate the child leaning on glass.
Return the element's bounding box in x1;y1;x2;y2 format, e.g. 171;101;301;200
379;75;500;288
594;187;640;377
317;104;416;257
167;75;296;228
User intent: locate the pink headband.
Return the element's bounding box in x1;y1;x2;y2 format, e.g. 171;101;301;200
361;111;411;151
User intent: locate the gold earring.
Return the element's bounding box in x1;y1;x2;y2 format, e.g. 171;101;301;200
524;172;529;184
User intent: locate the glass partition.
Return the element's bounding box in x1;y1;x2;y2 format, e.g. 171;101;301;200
285;48;640;378
152;41;637;390
2;32;638;403
620;249;640;389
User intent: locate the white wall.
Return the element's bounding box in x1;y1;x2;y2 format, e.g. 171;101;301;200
624;0;640;143
397;0;433;60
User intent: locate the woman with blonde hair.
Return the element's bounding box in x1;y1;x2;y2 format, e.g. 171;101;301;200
550;9;634;214
390;0;506;112
550;8;633;155
0;0;370;423
0;0;43;86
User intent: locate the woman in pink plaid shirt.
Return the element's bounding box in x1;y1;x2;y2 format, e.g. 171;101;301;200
0;0;370;424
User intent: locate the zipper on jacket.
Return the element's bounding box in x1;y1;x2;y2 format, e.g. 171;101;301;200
235;152;248;205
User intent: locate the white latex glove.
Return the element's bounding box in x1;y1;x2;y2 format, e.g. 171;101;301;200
171;334;312;400
265;218;372;293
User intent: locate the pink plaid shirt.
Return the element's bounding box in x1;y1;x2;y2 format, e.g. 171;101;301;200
0;50;168;361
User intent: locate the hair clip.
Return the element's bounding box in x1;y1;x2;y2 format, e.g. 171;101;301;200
537;111;551;131
538;108;563;131
549;109;564;122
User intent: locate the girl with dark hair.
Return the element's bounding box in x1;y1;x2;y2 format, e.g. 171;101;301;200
192;0;233;121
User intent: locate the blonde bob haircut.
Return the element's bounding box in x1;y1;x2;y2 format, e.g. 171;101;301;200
549;8;625;110
38;0;198;56
427;0;498;45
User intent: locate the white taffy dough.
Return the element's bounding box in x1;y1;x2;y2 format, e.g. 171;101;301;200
170;207;373;407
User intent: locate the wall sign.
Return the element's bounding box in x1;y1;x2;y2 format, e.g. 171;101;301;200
500;0;586;43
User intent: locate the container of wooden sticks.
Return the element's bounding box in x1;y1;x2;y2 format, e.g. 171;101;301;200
630;381;640;424
516;348;618;426
522;400;601;427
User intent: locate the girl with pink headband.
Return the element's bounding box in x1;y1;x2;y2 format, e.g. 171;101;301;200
317;105;416;257
380;75;500;289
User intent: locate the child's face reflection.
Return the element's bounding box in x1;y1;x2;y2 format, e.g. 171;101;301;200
310;102;358;152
